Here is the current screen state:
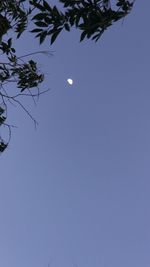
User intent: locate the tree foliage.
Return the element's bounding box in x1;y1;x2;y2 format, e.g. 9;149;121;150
0;0;44;153
30;0;135;44
0;0;135;153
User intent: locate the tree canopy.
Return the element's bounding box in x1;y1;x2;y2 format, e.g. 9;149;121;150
31;0;134;44
0;0;135;153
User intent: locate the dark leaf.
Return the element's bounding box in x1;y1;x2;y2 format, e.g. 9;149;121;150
51;28;63;44
43;0;52;12
64;23;70;31
92;33;100;41
80;30;87;42
8;38;12;48
11;47;16;53
35;21;48;27
30;28;43;33
29;1;45;11
0;142;7;153
32;13;47;20
39;31;47;44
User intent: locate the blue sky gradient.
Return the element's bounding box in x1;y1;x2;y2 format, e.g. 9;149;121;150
1;2;150;267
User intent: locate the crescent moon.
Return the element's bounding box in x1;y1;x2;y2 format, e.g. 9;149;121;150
67;78;73;85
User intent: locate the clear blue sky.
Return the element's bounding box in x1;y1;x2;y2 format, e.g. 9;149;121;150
1;1;150;267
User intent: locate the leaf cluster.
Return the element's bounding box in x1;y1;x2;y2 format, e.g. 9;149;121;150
30;0;135;44
0;1;45;153
0;38;43;91
11;60;44;91
30;0;66;44
0;0;31;39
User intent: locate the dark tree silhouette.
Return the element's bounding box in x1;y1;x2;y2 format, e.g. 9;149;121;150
0;0;135;153
30;0;135;44
0;0;45;152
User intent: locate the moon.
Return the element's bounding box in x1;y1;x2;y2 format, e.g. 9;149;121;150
67;78;73;85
